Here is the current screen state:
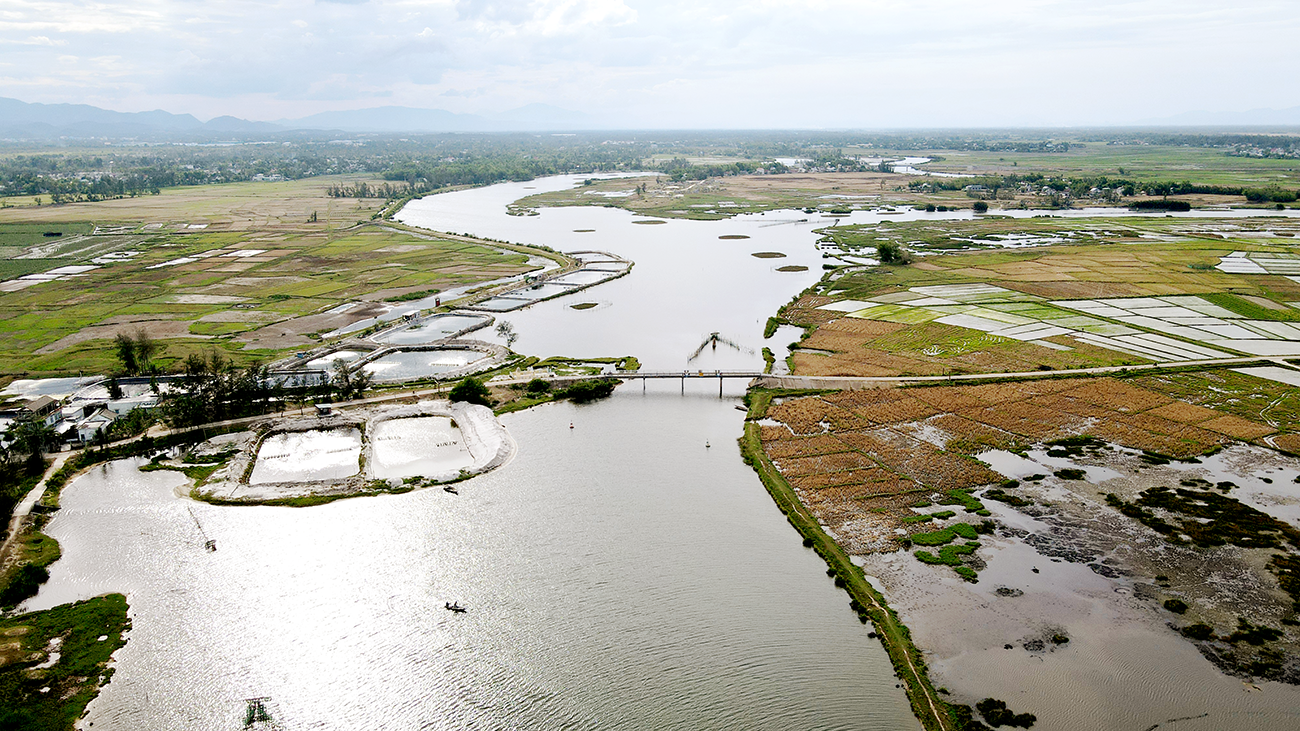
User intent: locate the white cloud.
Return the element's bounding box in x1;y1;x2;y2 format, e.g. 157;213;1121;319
0;0;1294;126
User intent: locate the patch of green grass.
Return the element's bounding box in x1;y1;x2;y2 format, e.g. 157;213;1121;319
912;522;980;546
0;593;129;731
1201;292;1300;322
384;288;439;303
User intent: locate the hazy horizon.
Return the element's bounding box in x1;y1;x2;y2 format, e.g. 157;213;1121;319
1;0;1298;129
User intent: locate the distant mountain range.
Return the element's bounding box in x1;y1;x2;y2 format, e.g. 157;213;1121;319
0;97;592;139
3;95;1299;139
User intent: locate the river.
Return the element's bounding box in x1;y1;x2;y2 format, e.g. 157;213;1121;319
24;176;922;730
28;175;1300;730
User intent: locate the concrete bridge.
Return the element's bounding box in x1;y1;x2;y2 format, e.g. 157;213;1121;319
489;369;764;396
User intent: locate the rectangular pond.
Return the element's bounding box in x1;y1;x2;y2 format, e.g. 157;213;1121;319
509;282;578;300
549;269;614;286
374;315;491;345
361;349;489;381
249;428;362;484
369;416;475;479
471;297;530;312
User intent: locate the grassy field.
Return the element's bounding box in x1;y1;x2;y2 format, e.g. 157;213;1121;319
824;215;1300;259
0;178;546;374
0;593;129;731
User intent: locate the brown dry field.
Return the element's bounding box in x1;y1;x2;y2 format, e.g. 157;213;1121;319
760;376;1277;554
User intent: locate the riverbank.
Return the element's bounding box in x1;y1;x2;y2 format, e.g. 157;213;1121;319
740;388;954;731
0;592;130;730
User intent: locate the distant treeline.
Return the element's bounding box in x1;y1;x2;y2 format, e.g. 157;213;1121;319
655;157;792;181
7;130;1300;205
1086;132;1300;158
910;172;1298;202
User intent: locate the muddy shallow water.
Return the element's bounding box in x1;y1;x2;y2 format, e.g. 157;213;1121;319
859;442;1300;730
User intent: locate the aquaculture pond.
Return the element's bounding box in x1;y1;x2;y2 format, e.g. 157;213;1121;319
372;314;491;345
360;348;488;382
369;416;474;480
248;428;362;484
305;350;363;370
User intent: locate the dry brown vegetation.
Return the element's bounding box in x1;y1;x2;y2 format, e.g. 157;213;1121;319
759;376;1278;554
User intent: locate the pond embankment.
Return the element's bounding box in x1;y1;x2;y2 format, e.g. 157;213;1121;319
192;400;513;506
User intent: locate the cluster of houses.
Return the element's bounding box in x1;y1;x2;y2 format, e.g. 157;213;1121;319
1;385;160;448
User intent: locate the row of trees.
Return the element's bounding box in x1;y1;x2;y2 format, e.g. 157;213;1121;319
160;353;374;428
325;181;423;199
909;173;1298;203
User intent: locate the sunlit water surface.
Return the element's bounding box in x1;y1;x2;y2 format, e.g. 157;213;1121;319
33;391;919;731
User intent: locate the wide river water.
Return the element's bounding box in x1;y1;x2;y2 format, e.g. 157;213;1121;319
26;176;924;730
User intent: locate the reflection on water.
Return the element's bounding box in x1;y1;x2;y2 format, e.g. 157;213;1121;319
249;428;362;484
397;176;827;371
32;387;920;730
373;315;491;345
305;350;362;370
370;416;473;480
361;349;487;381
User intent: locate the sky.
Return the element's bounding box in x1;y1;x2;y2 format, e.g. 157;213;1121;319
0;0;1298;128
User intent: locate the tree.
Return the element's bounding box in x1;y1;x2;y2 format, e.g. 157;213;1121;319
876;242;909;265
107;377;124;400
9;420;56;472
973;200;989;213
133;328;158;373
495;320;519;348
449;376;492;407
330;358;373;401
113;332;138;374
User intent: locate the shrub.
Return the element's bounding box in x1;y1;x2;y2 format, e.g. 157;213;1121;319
1179;623;1215;641
0;563;49;607
525;378;551;395
558;379;617;403
973;201;989;213
976;698;1036;728
1164;598;1188;614
449;376;493;406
